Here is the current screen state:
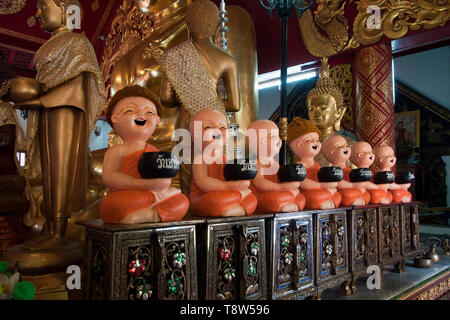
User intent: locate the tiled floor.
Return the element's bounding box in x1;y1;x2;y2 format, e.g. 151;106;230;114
322;229;450;300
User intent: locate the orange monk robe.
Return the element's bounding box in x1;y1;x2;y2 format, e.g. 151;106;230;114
368;170;393;204
250;164;305;212
339;166;365;207
189;156;257;217
300;161;341;209
390;189;412;203
100;144;189;223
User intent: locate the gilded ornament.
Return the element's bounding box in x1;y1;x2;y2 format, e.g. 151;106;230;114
352;0;450;46
297;0;350;58
0;0;27;15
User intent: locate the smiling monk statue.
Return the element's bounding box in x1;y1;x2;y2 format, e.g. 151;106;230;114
288;117;340;210
100;85;189;223
247;120;305;213
189;109;257;217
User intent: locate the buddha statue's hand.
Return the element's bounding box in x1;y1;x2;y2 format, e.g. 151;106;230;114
279;181;300;191
227;180;250;191
144;177;172;192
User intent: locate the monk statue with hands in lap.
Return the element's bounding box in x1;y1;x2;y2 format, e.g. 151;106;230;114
189;109;257;217
248;120;305;212
100;85;189;224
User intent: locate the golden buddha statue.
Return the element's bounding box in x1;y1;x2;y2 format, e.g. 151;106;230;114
106;0;258;152
307;59;355;167
2;0;107;275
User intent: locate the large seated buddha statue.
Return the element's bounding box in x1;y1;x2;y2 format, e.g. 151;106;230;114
107;0;258;153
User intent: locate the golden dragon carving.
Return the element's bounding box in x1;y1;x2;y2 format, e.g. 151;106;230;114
298;0;351;58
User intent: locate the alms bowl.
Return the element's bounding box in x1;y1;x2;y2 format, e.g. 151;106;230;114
349;168;373;182
278;164;307;182
318;166;343;183
395;171;415;184
138;152;179;179
374;171;395;184
6;77;41;103
224;159;257;181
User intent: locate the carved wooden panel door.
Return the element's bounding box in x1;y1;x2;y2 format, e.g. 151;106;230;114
268;212;315;300
377;206;401;265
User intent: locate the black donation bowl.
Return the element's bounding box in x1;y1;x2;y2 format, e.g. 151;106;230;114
278;164;307;182
374;171;395;184
318;166;343;183
395;171;415;184
349;168;373;182
224;159;258;181
138;151;179;179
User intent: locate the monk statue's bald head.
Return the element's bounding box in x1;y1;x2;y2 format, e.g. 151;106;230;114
190;109;228;151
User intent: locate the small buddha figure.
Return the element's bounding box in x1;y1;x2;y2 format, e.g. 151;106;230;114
100;86;189;223
189;109;257;217
247;120;305;213
349;141;379;204
288;117;341;210
307;61;355;167
371;145;412;203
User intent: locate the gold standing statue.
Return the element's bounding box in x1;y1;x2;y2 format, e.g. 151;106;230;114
2;0;107;273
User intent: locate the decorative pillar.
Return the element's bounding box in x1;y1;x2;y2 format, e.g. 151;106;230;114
354;41;395;150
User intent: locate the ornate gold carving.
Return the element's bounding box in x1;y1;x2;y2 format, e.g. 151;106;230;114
279;117;288;141
298;0;350;58
352;0;450;46
0;0;26;15
416;277;450;300
101;0;180;85
329;63;354;131
27;16;36;27
91;0;99;12
142;44;164;60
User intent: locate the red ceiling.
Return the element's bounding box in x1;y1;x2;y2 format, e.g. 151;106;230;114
0;0;449;77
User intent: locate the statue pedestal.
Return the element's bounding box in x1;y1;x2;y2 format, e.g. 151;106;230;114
21;272;71;300
78;218;204;300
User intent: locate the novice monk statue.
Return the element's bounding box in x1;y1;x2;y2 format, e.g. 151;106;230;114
349;142;379;204
321;135;365;206
189;109;257;217
288;117;341;210
100;86;189;223
247;120;305;212
371;145;412;203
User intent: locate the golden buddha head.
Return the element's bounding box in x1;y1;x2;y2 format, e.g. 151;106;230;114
35;0;83;33
307;65;345;135
186;0;219;38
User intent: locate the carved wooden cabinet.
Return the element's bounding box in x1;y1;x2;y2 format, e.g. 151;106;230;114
400;202;420;258
314;209;352;295
347;206;379;293
80;218;204;300
196;214;270;300
267;211;316;300
377;205;404;270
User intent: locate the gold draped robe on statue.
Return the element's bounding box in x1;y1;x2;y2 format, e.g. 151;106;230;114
33;30;107;233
